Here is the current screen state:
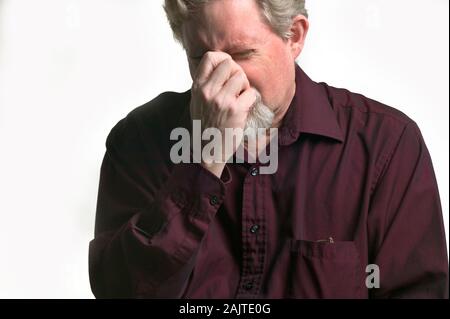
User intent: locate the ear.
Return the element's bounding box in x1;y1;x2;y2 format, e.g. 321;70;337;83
288;15;309;60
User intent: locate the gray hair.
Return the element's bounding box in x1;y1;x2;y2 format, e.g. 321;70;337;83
164;0;308;45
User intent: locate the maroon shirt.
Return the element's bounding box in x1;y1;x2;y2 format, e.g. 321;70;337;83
89;65;448;298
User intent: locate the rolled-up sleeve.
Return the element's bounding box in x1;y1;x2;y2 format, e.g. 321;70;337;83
368;121;448;298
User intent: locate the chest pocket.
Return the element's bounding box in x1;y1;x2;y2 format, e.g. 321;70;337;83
287;239;365;298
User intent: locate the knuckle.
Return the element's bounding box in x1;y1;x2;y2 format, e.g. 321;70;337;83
222;96;235;109
213;94;235;111
223;58;233;69
199;85;211;101
203;51;214;61
228;101;238;115
212;95;223;109
235;70;246;82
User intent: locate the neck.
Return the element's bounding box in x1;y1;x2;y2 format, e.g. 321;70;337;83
271;82;296;129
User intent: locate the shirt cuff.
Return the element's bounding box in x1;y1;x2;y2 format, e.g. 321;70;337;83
135;163;226;235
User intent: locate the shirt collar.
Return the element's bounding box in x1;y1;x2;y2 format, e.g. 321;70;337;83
278;64;344;146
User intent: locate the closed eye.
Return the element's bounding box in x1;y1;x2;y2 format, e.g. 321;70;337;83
188;49;255;62
231;49;255;60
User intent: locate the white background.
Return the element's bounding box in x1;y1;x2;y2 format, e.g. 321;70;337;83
0;0;448;298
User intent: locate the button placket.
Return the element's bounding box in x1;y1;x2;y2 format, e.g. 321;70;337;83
244;281;254;290
236;171;266;298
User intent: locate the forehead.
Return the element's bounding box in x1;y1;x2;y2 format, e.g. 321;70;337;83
182;0;273;53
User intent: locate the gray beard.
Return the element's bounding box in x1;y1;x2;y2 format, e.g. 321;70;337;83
244;89;275;140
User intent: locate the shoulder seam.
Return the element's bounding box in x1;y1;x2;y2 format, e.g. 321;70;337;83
340;104;411;126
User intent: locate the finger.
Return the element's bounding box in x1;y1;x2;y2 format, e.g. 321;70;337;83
204;59;242;97
195;51;232;85
236;87;258;113
219;70;250;99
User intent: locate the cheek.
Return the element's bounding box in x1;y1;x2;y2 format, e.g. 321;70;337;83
244;63;283;100
266;48;295;91
239;60;269;87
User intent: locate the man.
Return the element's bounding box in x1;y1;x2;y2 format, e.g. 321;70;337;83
89;0;448;298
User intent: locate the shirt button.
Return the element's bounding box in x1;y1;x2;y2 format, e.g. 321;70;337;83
209;195;219;206
244;281;254;290
250;224;260;234
250;167;258;176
